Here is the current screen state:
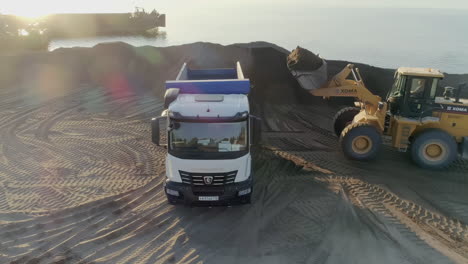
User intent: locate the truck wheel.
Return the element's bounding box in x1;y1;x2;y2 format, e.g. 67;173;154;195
166;196;178;205
340;123;382;161
333;107;360;137
151;119;159;144
411;129;457;169
240;194;251;204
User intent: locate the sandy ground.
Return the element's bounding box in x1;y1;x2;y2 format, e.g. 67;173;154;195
0;42;468;264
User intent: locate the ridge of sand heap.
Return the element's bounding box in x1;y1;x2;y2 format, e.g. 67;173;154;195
1;41;467;105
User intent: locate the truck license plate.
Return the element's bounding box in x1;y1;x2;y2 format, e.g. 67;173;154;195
198;196;219;201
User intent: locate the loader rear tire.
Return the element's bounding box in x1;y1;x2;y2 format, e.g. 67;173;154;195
411;129;457;169
333;107;360;137
340;123;382;161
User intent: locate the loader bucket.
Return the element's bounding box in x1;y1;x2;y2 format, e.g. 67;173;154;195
287;47;328;90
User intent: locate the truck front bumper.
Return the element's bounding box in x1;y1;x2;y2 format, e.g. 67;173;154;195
164;178;252;205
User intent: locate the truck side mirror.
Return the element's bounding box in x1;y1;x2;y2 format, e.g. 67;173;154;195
250;115;262;145
151;117;166;146
164;88;180;109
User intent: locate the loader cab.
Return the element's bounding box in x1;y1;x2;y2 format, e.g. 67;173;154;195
387;67;444;118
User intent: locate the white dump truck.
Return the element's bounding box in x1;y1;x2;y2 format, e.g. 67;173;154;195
151;62;261;205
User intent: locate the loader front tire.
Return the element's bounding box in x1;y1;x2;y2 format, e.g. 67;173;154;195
411;129;457;169
340;123;382;161
333;107;360;137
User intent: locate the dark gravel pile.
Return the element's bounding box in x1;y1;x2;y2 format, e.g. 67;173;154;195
248;47;306;104
1;42;467;102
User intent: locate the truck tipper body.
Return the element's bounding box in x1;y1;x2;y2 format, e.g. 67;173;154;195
151;62;261;205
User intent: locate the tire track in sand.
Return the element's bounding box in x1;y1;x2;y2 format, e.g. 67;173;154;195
261;103;468;263
0;84;164;213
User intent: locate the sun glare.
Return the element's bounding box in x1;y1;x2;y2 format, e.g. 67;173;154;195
2;0;126;18
2;2;56;18
3;4;54;18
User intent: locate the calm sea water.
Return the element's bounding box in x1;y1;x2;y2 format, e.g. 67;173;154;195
49;8;468;74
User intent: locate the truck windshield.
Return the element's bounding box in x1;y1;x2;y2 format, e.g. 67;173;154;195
169;121;248;153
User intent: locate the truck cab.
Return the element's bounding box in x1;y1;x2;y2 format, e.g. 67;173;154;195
151;62;261;205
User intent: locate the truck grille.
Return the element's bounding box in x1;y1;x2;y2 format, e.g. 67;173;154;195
179;170;237;186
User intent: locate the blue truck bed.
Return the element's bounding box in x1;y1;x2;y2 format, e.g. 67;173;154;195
165;62;250;94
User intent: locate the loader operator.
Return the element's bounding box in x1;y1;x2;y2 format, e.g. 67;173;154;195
410;79;425;97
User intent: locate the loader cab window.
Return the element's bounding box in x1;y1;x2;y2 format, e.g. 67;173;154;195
407;77;439;100
430;78;439;99
403;77;438;118
389;73;405;97
387;73;407;115
409;78;427;98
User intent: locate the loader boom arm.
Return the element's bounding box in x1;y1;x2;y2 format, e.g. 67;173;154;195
311;64;381;107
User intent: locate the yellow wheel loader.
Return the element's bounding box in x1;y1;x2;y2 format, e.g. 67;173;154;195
288;48;468;169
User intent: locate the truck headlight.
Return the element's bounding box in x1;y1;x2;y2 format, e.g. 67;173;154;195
238;188;251;196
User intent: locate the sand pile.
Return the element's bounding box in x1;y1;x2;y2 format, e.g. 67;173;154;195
1;42;467;103
248;47;308;104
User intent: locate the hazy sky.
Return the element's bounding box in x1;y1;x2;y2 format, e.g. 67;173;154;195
2;0;468;17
